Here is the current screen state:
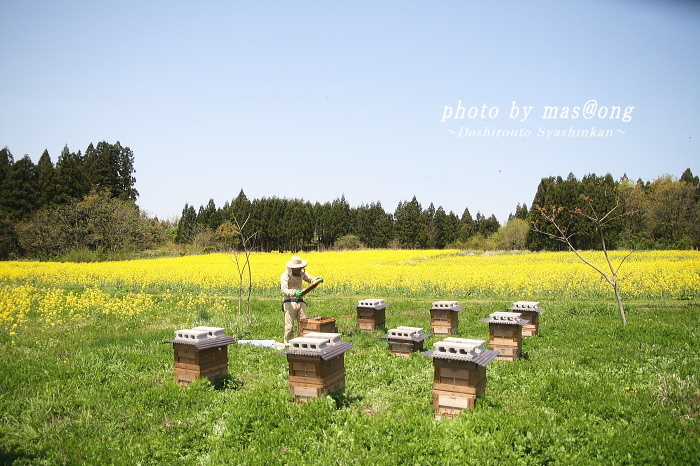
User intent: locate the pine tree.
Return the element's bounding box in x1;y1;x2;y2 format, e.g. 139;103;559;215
230;189;251;232
356;201;393;248
0;147;13;186
36;149;56;208
84;141;138;200
394;196;429;248
175;203;198;244
0;155;39;223
459;207;475;241
55;145;90;204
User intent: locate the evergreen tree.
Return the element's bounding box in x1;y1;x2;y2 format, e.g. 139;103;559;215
432;206;454;248
175;203;198;244
356;201;393;248
0;147;13;186
458;207;476;241
84;142;117;195
248;198;267;250
282;199;313;251
423;202;437;248
326;195;353;247
312;201;332;250
478;214;501;238
54;145;90;204
527;176;561;251
394;196;429;248
508;203;529;221
0;147;16;258
680;168;699;188
230;189;251;231
197;199;218;231
0;155;39;223
36;149;56;208
83;141;138;201
265;197;288;251
115;142;138;200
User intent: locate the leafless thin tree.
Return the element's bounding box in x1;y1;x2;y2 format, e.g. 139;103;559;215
533;190;638;326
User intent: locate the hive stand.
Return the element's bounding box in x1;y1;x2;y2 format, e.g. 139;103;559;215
168;327;235;386
299;317;338;336
508;301;545;337
429;301;463;336
281;332;354;402
421;338;498;419
380;326;431;357
480;312;529;361
356;298;387;331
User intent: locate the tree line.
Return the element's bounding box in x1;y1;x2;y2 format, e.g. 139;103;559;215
0;142;163;260
175;191;514;252
175;167;699;253
526;170;700;251
1;140;697;259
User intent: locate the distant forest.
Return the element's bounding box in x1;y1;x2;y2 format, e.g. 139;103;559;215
0;141;698;260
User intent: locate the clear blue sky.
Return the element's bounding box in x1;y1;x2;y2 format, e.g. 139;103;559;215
1;0;698;224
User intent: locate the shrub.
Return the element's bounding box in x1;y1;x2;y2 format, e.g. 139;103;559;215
333;235;365;250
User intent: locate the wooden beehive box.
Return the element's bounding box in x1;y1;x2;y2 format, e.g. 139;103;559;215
508;301;545;337
480;312;529;361
282;332;353;402
380;326;431;357
430;301;463;335
299;317;338;336
356;298;387;331
421;338;498;419
168;328;235;386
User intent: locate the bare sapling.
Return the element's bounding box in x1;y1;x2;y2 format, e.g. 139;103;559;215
229;214;258;325
532;186;637;325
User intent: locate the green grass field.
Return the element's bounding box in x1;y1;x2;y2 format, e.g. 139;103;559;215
1;289;699;465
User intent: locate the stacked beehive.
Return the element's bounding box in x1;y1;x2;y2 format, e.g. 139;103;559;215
169;326;235;386
480;312;529;361
381;326;431;357
299;316;338;336
356;298;387;331
508;301;545;336
429;301;462;335
282;332;354;402
421;338;498;418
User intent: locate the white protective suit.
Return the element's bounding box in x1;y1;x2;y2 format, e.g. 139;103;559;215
280;266;315;344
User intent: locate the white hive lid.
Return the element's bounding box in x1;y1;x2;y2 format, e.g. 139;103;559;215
303;332;342;345
192;326;226;338
491;311;522;322
388;326;423;338
509;301;544;312
431;300;463;311
433;337;486;357
357;298;387;309
289;337;329;352
174;329;209;342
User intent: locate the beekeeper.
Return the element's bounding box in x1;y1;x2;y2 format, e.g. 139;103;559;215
280;256;323;345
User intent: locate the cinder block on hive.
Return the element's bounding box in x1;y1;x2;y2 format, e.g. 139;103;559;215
431;300;463;311
509;301;544;337
290;337;330;352
174;329;209;342
489;311;522;322
192;326;226;338
357;298;387;309
388;326;423;339
434;338;486;357
303;332;342;345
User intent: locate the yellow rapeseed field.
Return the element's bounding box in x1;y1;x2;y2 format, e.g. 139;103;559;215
1;249;699;334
